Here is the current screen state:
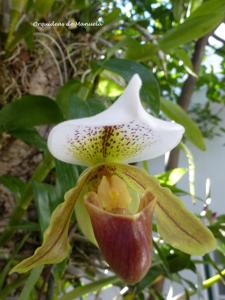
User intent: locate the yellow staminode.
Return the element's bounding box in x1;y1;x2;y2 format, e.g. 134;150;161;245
97;175;131;213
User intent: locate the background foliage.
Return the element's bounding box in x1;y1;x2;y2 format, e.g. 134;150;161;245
0;0;225;299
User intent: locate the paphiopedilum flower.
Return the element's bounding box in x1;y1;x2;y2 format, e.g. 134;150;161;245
11;75;216;284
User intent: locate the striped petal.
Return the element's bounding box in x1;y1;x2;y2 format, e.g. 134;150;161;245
109;163;216;256
10;166;99;273
48;74;184;166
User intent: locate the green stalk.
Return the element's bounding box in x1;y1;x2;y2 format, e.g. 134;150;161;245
0;276;26;299
175;269;225;299
18;267;43;300
60;276;119;300
0;234;29;289
203;269;225;288
0;152;54;246
179;142;196;204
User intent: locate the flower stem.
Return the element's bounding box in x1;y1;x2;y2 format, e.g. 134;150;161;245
203;268;225;288
60;276;119;300
174;269;225;299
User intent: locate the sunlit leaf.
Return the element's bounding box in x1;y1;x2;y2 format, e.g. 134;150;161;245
161;98;206;150
156;168;187;186
96;73;124;97
174;48;197;77
159;0;225;51
98;58;160;114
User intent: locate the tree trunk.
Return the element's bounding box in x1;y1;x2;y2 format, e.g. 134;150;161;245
166;35;209;170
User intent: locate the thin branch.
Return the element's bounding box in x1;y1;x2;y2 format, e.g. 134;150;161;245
212;33;225;44
179;35;209;110
134;23;155;42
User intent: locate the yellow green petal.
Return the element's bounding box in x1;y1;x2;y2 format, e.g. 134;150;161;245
11;167;95;274
100;163;216;256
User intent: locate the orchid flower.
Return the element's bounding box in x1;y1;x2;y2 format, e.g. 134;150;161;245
11;74;216;284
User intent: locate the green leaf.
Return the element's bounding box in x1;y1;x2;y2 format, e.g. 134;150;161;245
33;182;53;233
0;175;25;199
124;37;157;61
7;22;34;51
104;7;121;24
56;80;82;119
174;48;197;77
60;276;119;300
209;215;225;247
172;0;185;22
0;96;63;133
167;250;195;273
161;98;206;150
156;168;187;186
159;0;225;51
68;96;90;119
136;266;161;292
0;152;54;247
8;222;39;231
56;80;106;119
55;160;79;193
5;0;28;51
87;98;106;115
98;58;160;115
11;0;27;12
68;96;106;119
54;160;80;208
18;267;43;300
34;0;55;16
96;74;124;97
0;234;28;290
10;128;47;150
190;0;203;12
